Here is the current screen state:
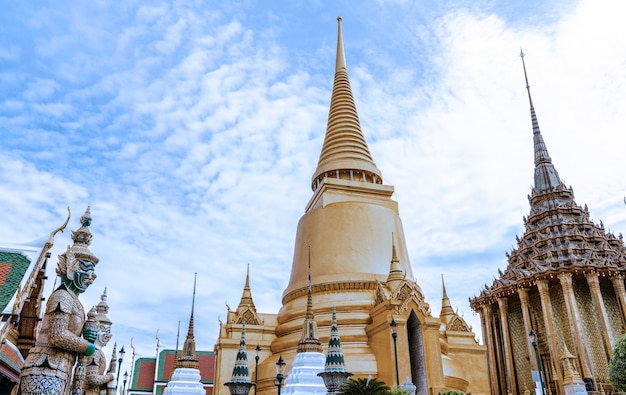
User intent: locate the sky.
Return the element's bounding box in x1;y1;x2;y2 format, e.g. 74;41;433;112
2;0;626;379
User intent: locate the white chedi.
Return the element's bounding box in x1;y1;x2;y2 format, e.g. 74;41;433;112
282;352;327;395
163;367;205;395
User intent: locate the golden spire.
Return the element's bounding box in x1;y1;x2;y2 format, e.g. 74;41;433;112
386;233;404;286
440;274;454;317
297;246;322;353
237;264;255;309
175;273;199;369
311;16;382;190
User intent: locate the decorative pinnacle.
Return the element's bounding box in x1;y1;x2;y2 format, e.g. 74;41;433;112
228;324;252;383
306;246;313;320
387;233;404;284
175;273;199;369
520;49;533;108
440;274;454;317
311;16;382;189
519;50;563;193
238;264;255;309
336;16;346;72
297;246;322;353
188;272;197;338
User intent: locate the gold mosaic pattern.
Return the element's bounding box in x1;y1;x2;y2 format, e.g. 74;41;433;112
600;281;623;345
549;283;575;361
574;281;609;383
508;299;533;392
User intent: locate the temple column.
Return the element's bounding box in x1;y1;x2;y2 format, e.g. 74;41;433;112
558;272;593;382
497;297;517;395
611;275;626;330
482;304;499;395
518;289;537;382
585;271;613;358
536;279;563;394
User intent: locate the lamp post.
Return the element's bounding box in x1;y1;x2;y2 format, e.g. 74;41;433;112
255;344;261;394
275;355;286;395
529;330;546;395
122;370;128;395
390;319;399;387
117;346;125;394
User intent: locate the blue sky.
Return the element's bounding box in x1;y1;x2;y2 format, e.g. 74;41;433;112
2;0;626;377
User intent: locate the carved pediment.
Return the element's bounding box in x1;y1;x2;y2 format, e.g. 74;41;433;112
235;308;261;325
391;281;431;317
447;316;471;332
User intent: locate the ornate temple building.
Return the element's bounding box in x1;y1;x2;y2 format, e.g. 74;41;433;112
469;53;626;395
214;18;489;395
0;211;70;394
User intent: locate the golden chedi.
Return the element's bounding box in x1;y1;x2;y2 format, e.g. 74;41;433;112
214;18;489;395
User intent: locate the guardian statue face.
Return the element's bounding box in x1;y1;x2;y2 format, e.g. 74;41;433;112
97;325;112;347
73;259;96;292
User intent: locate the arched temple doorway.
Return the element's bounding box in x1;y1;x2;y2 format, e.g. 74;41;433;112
407;310;428;394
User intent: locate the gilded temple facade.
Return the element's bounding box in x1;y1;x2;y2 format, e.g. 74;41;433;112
214;18;489;395
470;54;626;395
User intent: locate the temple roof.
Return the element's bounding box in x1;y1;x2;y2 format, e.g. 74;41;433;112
230;265;261;325
469;54;626;307
311;17;382;189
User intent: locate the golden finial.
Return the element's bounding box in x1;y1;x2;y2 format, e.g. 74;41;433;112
520;48;534;108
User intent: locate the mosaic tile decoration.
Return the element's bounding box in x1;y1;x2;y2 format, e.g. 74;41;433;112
575;280;609;383
600;281;623;346
508;298;533;393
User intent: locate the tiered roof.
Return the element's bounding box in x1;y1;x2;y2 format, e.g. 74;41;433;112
470;52;626;306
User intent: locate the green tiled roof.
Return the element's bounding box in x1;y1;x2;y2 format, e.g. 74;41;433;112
0;251;32;312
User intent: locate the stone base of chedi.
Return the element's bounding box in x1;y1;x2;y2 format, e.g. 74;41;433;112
282;352;326;395
163;368;205;395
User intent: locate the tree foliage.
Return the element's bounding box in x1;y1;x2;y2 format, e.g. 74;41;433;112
610;334;626;391
339;377;391;395
390;387;410;395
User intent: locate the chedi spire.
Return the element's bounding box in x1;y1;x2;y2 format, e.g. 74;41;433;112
224;326;254;395
311;16;382;190
318;307;353;395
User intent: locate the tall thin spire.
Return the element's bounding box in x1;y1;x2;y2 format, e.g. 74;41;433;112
335;16;346;72
440;274;454;317
311;16;382;190
519;49;563;193
175;273;199;369
237;264;255;309
387;233;404;286
297;246;322;353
